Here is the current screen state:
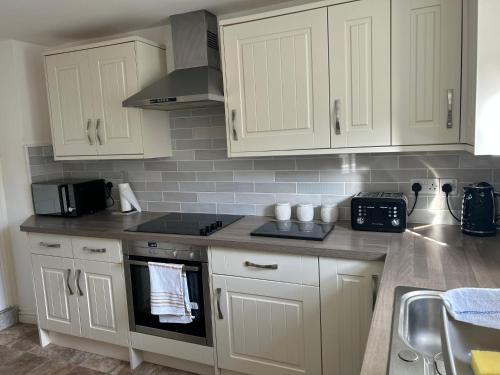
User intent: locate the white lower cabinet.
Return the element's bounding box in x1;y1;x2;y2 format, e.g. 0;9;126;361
75;259;129;346
213;275;322;375
32;254;81;337
319;258;383;375
30;235;128;347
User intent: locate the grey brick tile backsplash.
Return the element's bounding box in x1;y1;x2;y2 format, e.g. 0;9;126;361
27;110;500;224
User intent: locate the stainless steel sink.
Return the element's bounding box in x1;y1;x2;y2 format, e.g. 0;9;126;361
388;287;446;375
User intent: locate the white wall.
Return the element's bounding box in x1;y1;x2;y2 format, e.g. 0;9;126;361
0;40;50;322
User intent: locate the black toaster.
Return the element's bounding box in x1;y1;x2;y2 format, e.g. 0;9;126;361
351;192;407;233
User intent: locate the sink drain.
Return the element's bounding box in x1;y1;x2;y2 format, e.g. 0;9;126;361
398;350;419;362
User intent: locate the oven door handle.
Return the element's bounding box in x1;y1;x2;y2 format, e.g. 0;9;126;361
125;259;200;272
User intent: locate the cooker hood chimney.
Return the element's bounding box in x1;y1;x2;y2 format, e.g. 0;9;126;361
123;10;224;111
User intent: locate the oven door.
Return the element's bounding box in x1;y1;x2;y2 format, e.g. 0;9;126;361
124;256;213;346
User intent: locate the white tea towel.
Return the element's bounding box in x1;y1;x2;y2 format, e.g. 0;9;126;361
442;288;500;330
148;262;193;324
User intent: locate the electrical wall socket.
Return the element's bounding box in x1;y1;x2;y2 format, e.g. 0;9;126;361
410;178;459;196
411;178;440;195
439;178;459;196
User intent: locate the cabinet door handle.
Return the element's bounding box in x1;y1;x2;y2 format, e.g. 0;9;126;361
86;119;94;145
76;269;84;296
231;110;238;141
216;288;223;319
244;261;278;270
447;89;453;129
65;268;74;296
96;118;103;145
39;242;61;249
372;274;379;311
82;246;106;253
334;99;341;135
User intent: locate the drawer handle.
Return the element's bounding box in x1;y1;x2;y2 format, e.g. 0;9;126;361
216;288;223;319
39;242;61;248
76;269;84;296
372;274;379;311
65;269;73;296
82;246;106;253
244;261;278;270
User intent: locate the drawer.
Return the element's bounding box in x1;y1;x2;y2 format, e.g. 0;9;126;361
210;247;319;286
29;233;73;258
72;237;122;263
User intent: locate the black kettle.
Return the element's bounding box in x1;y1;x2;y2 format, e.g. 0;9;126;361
461;182;499;236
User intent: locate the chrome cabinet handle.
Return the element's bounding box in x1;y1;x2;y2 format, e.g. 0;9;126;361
231;110;238;141
216;288;223;319
334;99;341;135
96;118;103;145
372;274;379;311
86;119;94;145
65;268;74;295
76;269;83;296
447;89;453;129
244;261;278;270
82;246;106;253
39;242;61;248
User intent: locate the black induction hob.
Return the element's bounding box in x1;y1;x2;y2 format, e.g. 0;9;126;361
251;220;335;241
125;213;244;236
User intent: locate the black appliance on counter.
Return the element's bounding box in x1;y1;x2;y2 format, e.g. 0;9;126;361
351;192;407;233
462;182;499;236
31;179;106;217
124;241;212;346
125;213;244;236
251;220;335;241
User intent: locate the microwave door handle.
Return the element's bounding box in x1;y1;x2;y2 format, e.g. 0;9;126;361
58;185;69;215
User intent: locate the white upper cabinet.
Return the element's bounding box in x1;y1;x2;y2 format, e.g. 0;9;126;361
222;9;331;154
329;0;391;148
45;37;172;160
88;44;143;156
45;51;97;156
392;0;462;145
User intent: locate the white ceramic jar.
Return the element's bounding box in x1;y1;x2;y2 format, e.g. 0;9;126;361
321;203;339;223
297;203;314;222
275;202;291;221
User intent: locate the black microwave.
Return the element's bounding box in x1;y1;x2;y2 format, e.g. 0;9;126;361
31;179;106;217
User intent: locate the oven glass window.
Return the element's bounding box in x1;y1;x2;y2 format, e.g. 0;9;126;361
129;258;207;338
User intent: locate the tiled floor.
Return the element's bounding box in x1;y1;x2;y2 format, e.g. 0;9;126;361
0;323;195;374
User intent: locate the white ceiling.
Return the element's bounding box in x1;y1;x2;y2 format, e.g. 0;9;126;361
0;0;292;46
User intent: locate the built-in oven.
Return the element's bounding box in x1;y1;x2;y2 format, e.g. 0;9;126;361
124;241;213;347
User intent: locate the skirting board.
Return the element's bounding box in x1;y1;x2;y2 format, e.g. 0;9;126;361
18;311;36;325
0;305;18;330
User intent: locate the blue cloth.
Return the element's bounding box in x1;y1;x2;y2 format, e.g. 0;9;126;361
442;288;500;330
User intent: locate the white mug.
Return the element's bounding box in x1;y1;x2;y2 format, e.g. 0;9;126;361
297;203;314;222
275;202;291;221
321;203;339;223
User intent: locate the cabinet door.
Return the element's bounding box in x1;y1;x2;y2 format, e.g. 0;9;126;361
213;275;321;375
329;0;391;148
392;0;462;145
222;9;330;153
89;43;143;156
31;255;80;336
74;259;129;346
319;258;383;375
45;51;97;156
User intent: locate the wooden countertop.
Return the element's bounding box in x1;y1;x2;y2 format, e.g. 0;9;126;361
20;212;500;373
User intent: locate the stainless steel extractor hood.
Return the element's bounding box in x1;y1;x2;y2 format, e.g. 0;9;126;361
123;10;224;111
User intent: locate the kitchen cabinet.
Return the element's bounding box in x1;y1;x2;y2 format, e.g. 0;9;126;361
213;275;322;375
30;234;128;347
221;9;331;154
45;37;172;160
75;259;129;346
32;254;81;337
320;258;383;375
329;0;391;148
392;0;462;145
